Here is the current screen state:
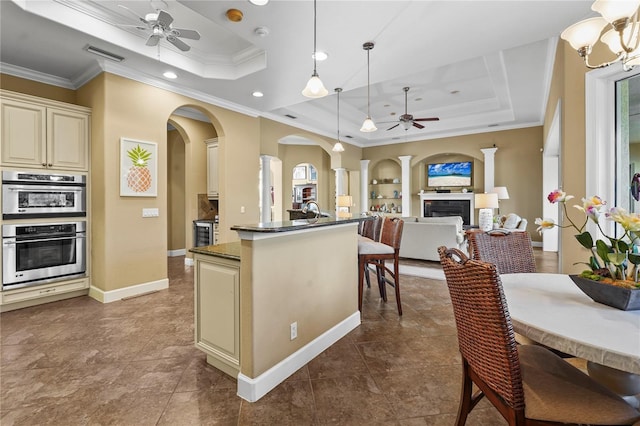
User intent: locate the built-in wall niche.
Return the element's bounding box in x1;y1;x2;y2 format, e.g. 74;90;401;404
369;159;402;215
418;154;479;192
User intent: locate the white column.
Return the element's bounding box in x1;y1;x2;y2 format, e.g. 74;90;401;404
260;155;272;223
334;168;347;216
480;147;498;192
360;160;370;215
399;155;412;216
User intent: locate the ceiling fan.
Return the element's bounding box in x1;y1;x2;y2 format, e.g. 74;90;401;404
385;87;439;131
118;5;201;52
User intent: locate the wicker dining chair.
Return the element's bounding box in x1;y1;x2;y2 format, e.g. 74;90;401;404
358;217;404;315
437;246;640;426
467;229;536;274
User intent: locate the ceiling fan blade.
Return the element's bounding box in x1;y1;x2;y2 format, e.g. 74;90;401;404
156;10;174;27
146;34;161;46
118;4;148;24
116;23;148;30
386;123;400;131
171;28;201;40
413;122;425;129
414;117;440;122
167;35;191;51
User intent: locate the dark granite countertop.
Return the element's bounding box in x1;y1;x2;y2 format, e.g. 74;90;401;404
231;216;370;233
189;242;241;260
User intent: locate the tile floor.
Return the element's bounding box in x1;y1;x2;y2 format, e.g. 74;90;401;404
0;250;558;425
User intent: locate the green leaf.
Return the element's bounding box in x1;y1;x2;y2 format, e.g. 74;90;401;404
629;253;640;265
607;253;627;266
595;239;612;266
575;232;593;249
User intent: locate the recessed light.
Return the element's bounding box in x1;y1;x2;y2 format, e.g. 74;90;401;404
313;51;328;61
252;91;264;97
163;71;177;79
415;97;423;101
249;0;269;5
450;90;460;95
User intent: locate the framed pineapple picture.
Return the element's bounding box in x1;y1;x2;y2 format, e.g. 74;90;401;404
120;138;158;197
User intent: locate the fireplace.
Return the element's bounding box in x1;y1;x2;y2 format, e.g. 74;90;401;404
420;192;475;226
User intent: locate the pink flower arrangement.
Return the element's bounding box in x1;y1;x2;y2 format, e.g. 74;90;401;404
536;189;640;284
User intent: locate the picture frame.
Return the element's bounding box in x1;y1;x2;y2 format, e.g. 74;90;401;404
293;165;306;180
120;138;158;197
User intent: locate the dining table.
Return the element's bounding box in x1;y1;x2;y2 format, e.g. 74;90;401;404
500;273;640;405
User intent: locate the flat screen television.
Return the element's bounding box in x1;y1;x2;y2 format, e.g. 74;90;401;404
427;161;472;187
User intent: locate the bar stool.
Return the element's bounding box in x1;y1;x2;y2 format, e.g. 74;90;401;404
357;217;404;315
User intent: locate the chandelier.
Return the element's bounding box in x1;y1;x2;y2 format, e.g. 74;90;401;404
561;0;640;70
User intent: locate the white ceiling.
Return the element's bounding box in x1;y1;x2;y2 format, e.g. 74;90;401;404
0;0;597;147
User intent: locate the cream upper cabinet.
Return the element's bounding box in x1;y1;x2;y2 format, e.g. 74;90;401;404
0;91;90;171
206;138;219;198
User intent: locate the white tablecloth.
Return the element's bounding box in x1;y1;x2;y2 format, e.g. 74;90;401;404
500;273;640;374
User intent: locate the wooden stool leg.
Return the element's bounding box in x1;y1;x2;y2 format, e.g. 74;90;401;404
358;256;364;311
394;255;402;315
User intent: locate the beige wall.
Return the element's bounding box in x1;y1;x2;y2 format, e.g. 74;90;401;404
544;40;612;273
74;73;262;292
167;129;186;251
1;73;77;104
363;127;544;240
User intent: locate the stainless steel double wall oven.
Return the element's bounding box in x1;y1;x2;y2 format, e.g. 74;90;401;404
1;171;87;290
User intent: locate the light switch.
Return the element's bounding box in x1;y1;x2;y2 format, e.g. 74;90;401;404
142;208;159;217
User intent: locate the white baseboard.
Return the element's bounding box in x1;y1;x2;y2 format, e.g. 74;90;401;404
167;249;186;257
237;311;361;402
184;257;194;266
532;241;543;248
89;278;168;303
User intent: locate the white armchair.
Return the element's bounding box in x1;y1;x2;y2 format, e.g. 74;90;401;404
494;213;528;232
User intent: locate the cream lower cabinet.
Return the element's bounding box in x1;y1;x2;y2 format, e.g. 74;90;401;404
194;253;240;377
1;90;90;171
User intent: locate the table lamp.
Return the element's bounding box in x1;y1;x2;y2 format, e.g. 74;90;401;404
337;195;353;218
475;192;499;232
490;186;510;215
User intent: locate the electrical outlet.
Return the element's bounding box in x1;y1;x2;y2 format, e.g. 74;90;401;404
290;322;297;340
240;206;246;213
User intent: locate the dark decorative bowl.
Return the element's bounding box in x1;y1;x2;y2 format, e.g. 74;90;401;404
569;275;640;311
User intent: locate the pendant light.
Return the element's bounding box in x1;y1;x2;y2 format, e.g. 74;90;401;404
333;88;345;152
302;0;328;98
360;41;377;132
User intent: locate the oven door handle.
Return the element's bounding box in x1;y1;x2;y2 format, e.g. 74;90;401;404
4;235;86;245
6;188;84;192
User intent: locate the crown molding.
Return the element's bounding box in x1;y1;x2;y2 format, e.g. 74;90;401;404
0;62;76;89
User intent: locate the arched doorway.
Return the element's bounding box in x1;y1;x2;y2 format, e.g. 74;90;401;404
166;107;217;264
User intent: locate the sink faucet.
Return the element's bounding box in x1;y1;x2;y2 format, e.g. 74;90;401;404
302;201;321;218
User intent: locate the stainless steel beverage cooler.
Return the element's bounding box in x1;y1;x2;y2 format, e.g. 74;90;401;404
193;220;215;247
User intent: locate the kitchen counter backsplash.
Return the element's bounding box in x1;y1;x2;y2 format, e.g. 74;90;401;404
198;194;218;220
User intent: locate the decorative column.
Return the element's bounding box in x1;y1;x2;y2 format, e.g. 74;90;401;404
480;147;498;192
260;155;272;223
334;168;347;216
360;160;370;215
399;155;412;216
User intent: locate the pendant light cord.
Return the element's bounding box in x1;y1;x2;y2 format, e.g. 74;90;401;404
337;88;341;141
312;0;317;74
366;48;370;116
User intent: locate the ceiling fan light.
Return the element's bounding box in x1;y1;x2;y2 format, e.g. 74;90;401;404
302;74;328;98
249;0;269;5
561;17;608;50
360;117;377;132
332;142;345;152
592;0;640;24
401;120;412;130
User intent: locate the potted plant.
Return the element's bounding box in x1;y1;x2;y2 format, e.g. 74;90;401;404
536;190;640;310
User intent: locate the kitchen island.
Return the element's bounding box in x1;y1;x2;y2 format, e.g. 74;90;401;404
190;217;365;402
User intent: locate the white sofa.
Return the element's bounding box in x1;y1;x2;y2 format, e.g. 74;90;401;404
399;216;466;261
